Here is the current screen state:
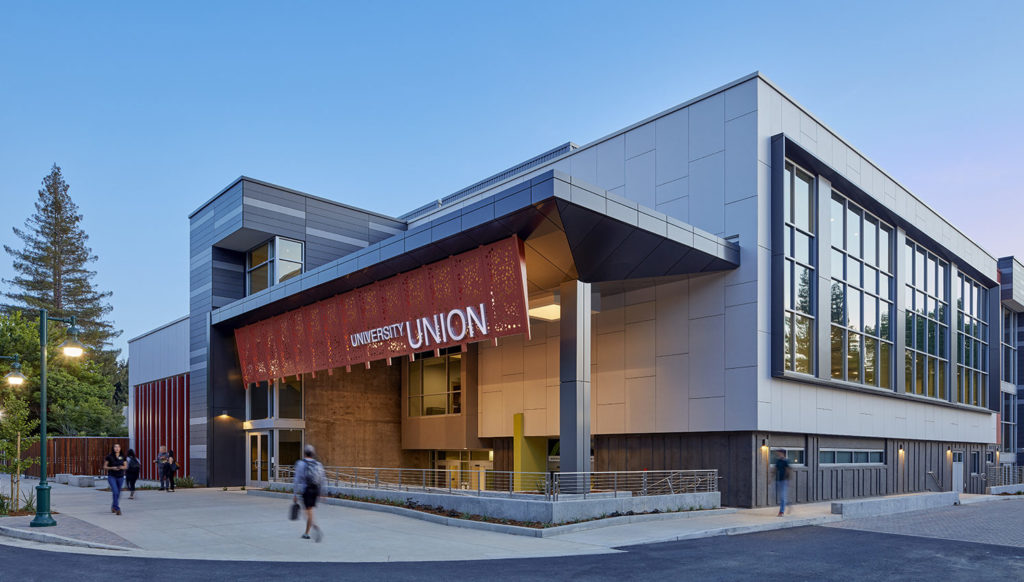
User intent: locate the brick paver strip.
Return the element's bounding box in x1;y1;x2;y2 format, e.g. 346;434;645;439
0;514;139;548
824;498;1024;548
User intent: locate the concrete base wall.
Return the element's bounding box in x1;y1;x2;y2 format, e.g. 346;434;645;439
987;484;1024;494
265;482;719;524
830;491;959;518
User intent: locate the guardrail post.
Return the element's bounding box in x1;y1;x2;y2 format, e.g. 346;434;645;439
354;467;358;488
508;472;512;496
614;472;618;498
374;469;379;489
398;468;403;490
642;471;648;496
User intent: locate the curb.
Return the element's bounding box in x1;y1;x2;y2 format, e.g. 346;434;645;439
0;525;133;551
615;514;845;547
246;489;737;538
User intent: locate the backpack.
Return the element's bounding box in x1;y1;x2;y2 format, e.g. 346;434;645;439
303;459;325;490
127;457;141;474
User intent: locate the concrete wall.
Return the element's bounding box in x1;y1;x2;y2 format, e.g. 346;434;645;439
303;365;425;469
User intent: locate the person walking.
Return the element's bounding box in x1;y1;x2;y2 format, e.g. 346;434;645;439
165;450;177;492
292;444;325;542
103;444;128;515
155;445;169;490
773;449;791;517
125;449;141;500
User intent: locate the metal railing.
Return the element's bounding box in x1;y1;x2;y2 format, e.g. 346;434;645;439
986;465;1024;487
272;466;717;501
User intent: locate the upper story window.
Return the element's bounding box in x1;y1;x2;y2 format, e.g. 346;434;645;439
782;161;816;375
247;237;304;295
247;378;304;421
408;352;462;417
830;192;894;388
904;240;949;400
956;273;989;407
1002;307;1017;385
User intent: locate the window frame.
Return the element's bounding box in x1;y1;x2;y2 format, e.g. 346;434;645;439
782;160;817;377
817;448;886;466
246;377;305;421
246;236;305;296
408;351;463;417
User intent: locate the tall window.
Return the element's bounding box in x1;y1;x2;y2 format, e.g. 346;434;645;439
783;161;816;375
409;353;462;416
830;192;894;388
246;378;304;420
1002;307;1017;385
956;273;989;407
904;241;949;399
1002;392;1017;454
247;237;304;295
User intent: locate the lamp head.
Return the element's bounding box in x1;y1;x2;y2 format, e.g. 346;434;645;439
59;325;85;358
4;358;27;386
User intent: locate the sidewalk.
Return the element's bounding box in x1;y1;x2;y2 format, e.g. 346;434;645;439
0;478;1017;562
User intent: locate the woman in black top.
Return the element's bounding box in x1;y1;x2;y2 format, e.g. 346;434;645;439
124;448;141;500
102;444;127;515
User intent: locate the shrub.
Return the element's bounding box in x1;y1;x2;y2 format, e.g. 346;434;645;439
174;476;196;489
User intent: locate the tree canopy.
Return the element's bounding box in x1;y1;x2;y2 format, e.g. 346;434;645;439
2;164;121;358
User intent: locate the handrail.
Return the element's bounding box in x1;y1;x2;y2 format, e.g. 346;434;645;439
926;471;943;492
271;466;718;501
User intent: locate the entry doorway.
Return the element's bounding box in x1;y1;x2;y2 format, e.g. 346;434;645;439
952;451;964;493
248;431;272;487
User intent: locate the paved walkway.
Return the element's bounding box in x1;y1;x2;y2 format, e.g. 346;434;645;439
1;478;1019;562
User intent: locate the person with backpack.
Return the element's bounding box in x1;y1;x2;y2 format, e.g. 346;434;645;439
125;449;141;500
292;444;325;542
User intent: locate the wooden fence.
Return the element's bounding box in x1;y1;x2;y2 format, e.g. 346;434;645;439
20;437;130;477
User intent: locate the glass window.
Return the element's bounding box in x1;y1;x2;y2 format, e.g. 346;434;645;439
830;191;893;388
956;273;990;407
247;237;304;295
279;378;303;419
278;430;303;468
249;381;269;420
408;354;463;416
782;161;816;376
905;239;950;402
1002;307;1017;385
820;449;884;465
784;449;806;465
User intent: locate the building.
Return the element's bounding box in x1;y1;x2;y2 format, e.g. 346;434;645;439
129;72;1019;507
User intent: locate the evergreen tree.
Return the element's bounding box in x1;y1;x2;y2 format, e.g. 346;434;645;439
2;164;121;356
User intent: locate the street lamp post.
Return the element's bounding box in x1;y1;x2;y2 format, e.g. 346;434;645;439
31;308;84;528
1;354;27;386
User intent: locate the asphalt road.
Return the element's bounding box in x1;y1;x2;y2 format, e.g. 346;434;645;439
2;525;1022;581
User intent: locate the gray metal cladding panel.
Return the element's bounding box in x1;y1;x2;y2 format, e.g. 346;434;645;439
304;213;373;235
242;182;306;210
241;216;305;239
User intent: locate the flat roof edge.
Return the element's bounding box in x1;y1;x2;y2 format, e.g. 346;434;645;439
189;176;403;223
127;315;190;344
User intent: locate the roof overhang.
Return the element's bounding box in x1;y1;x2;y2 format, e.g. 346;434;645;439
212;170;740;327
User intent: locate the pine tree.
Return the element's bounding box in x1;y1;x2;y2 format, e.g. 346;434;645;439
2;164;121;356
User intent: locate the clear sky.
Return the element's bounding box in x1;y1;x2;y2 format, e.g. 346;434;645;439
1;1;1022;358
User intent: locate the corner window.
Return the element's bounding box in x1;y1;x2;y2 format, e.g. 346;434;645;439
409;353;462;416
247;237;304;295
1002;308;1017;384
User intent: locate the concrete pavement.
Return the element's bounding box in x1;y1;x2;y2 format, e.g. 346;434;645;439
1;477;1019;562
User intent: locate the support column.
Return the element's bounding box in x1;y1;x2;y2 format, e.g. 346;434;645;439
559;280;591;493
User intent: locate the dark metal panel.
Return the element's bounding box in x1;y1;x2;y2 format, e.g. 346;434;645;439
770;134;786;377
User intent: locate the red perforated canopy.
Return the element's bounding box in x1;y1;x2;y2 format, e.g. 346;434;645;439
234;236;530;386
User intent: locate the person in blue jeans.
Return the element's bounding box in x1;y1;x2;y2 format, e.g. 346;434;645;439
103;444;128;515
773;449;791;517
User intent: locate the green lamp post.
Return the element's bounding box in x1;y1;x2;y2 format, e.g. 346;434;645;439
1;354;27;386
31;309;85;528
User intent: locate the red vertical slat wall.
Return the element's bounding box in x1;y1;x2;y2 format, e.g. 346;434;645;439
130;373;189;482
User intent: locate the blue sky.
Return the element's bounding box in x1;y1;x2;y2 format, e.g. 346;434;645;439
1;1;1022;357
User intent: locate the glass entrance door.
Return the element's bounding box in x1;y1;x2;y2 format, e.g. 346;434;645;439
248;431;272;487
952;451;964;493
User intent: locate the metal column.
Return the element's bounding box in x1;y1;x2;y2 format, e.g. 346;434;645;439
559;280;591;493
